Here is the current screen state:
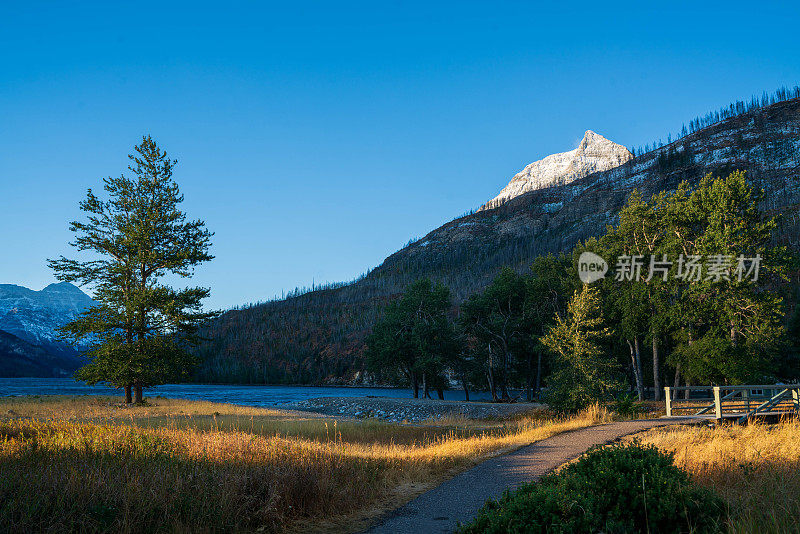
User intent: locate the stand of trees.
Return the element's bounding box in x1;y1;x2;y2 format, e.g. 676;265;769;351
587;171;792;396
365;279;457;399
367;257;579;403
367;172;800;410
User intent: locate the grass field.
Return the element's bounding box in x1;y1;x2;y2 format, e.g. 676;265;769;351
639;419;800;534
0;395;609;533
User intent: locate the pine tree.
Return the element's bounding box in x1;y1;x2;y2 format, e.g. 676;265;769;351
49;136;216;403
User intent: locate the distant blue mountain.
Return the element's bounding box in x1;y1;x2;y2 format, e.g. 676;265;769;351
0;282;95;376
0;329;79;377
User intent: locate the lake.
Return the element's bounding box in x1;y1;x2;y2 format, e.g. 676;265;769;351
0;378;488;407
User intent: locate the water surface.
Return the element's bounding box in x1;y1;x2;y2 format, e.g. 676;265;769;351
0;378;485;407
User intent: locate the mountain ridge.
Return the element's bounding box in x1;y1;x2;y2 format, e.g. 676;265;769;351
0;281;95;376
194;96;800;384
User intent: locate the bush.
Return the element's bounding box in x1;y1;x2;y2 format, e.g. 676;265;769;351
612;392;645;418
459;440;726;534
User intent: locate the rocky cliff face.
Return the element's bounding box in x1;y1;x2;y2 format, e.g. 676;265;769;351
483;130;632;209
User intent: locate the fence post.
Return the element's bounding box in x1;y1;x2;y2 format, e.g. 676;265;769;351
713;386;722;419
742;388;750;412
792;387;800;414
664;387;672;417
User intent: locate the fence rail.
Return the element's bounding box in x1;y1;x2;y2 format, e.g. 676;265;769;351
664;385;800;424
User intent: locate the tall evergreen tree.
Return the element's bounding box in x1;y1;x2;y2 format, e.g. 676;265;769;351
49;136;216;403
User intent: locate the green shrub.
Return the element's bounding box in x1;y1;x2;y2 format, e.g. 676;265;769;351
612;392;645;418
459;440;726;534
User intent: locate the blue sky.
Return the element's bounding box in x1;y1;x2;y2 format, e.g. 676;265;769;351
1;1;799;310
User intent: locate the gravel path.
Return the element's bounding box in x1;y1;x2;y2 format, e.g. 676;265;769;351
362;417;696;534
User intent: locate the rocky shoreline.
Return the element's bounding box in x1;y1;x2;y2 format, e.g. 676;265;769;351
289;396;542;423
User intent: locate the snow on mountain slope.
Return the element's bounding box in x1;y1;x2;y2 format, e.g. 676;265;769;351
0;282;95;356
483;130;632;208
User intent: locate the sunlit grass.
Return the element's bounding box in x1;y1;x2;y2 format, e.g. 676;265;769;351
638;418;800;534
0;396;610;533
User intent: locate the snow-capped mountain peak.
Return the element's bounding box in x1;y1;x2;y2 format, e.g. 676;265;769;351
484;130;632;208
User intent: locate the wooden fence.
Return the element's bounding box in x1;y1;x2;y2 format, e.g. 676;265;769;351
664;384;800;424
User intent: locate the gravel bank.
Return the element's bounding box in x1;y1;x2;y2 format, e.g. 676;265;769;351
288;396;542;423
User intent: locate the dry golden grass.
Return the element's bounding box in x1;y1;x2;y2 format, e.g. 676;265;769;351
0;396;610;533
1;395;307;421
638;418;800;534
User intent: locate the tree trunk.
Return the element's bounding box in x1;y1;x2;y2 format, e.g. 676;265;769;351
634;337;644;400
525;352;533;402
411;370;419;399
124;385;132;404
487;371;497;402
627;340;644;400
501;352;511;401
683;332;692;400
422;372;430;399
672;364;681;400
627;340;635;388
535;348;542;400
134;383;143;404
652;335;661;401
462;378;470;402
436;388;444;400
487;348;497;401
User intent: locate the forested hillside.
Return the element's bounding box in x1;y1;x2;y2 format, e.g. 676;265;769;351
194;93;800;384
